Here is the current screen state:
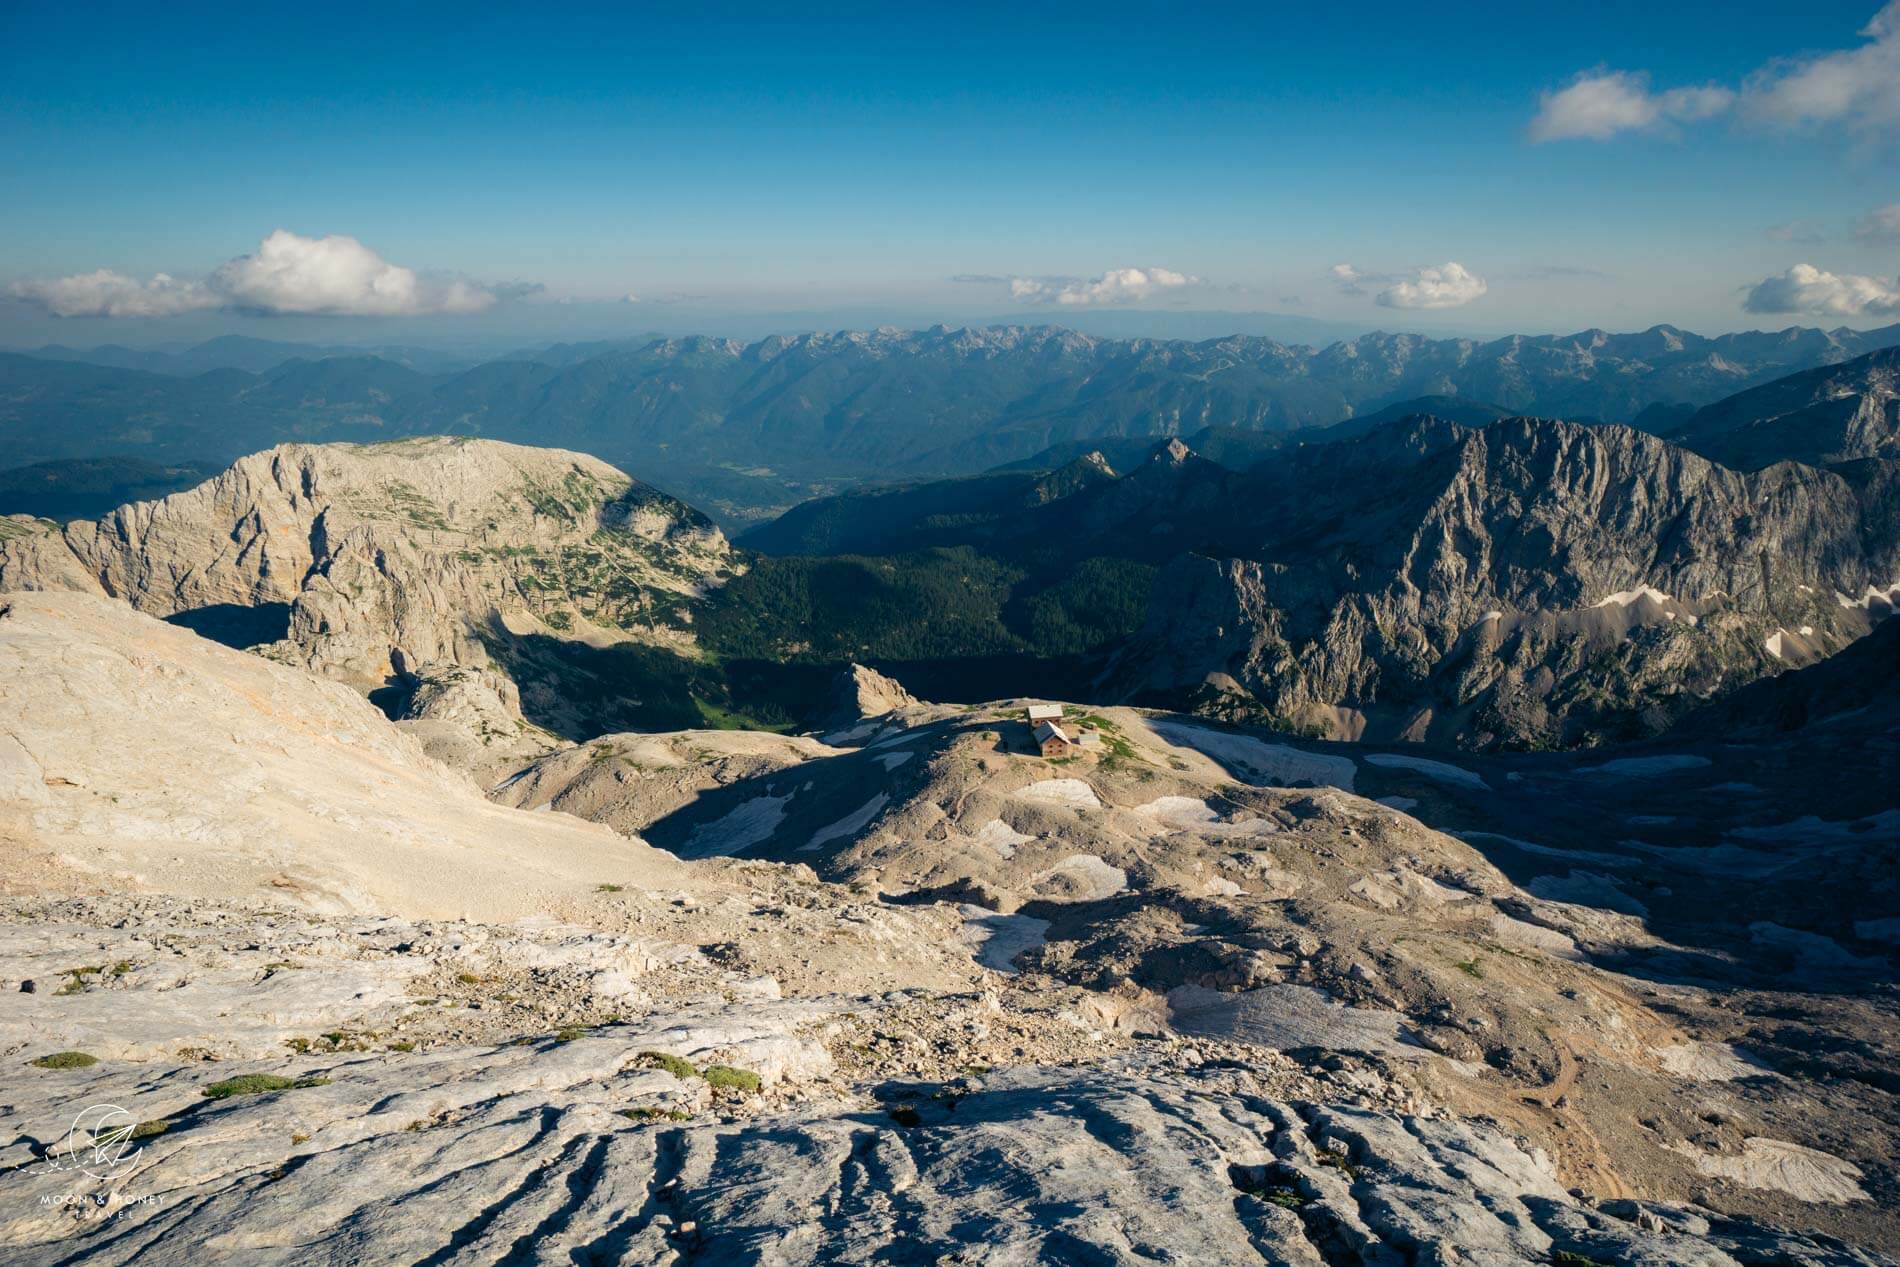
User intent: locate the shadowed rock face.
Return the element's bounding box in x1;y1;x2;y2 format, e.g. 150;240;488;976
1670;346;1900;471
1105;419;1900;748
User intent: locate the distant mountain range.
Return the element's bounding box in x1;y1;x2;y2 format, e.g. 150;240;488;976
23;334;483;376
4;320;1900;523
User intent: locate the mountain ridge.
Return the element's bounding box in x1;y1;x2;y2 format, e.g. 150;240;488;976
8;319;1900;523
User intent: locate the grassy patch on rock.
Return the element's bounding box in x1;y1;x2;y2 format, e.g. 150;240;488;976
201;1074;332;1100
30;1051;99;1069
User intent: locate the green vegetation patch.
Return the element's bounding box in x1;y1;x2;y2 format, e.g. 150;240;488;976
640;1051;700;1081
619;1106;691;1123
31;1051;99;1069
701;1065;762;1093
636;1052;761;1094
201;1074;332;1100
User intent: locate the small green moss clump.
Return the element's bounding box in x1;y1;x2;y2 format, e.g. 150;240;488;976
701;1065;762;1094
31;1051;99;1069
619;1106;691;1123
55;966;104;996
641;1051;699;1080
595;883;625;893
130;1119;171;1140
201;1074;332;1100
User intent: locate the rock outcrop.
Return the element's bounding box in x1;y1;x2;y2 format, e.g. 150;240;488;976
1107;420;1900;746
2;1054;1882;1266
813;662;919;740
0;437;732;760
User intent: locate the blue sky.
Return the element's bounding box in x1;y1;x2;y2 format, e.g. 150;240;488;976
2;0;1897;346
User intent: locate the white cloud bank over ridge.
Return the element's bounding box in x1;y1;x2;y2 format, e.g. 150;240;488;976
8;230;534;318
1377;262;1487;309
9;270;219;318
1744;264;1900;317
1334;262;1487;309
1008;267;1197;306
1532;3;1900;142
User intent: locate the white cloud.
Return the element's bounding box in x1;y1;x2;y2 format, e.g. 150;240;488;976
1743;263;1900;317
7;230;529;318
211;230;496;316
1530;70;1733;142
1375;262;1488;309
1008;267;1198;306
1744;2;1900;132
6;269;218;318
1855;202;1900;244
1330;263;1370;296
1535;5;1900;143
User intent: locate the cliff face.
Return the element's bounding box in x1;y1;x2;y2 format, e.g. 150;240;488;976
1671;346;1900;471
0;437;734;762
1110;420;1900;747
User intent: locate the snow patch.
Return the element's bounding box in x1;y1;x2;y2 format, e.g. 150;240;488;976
971;819;1032;859
1016;778;1102;808
819;720;879;747
1572;755;1711;777
1375;795;1419;812
1594;585;1673;609
1656;1041;1771;1082
1488;913;1582;960
1146;720;1356;791
1765;631;1786;660
1034;854;1128;901
1749;922;1889;978
873;751;913;771
1526;871;1648;916
1667;1138;1867;1205
958;906;1050;974
1457;831;1637;869
1132;795;1273;838
1835;580;1900;610
1365;753;1489;791
682;794;790;858
1134;795;1218;826
800;794;889;853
